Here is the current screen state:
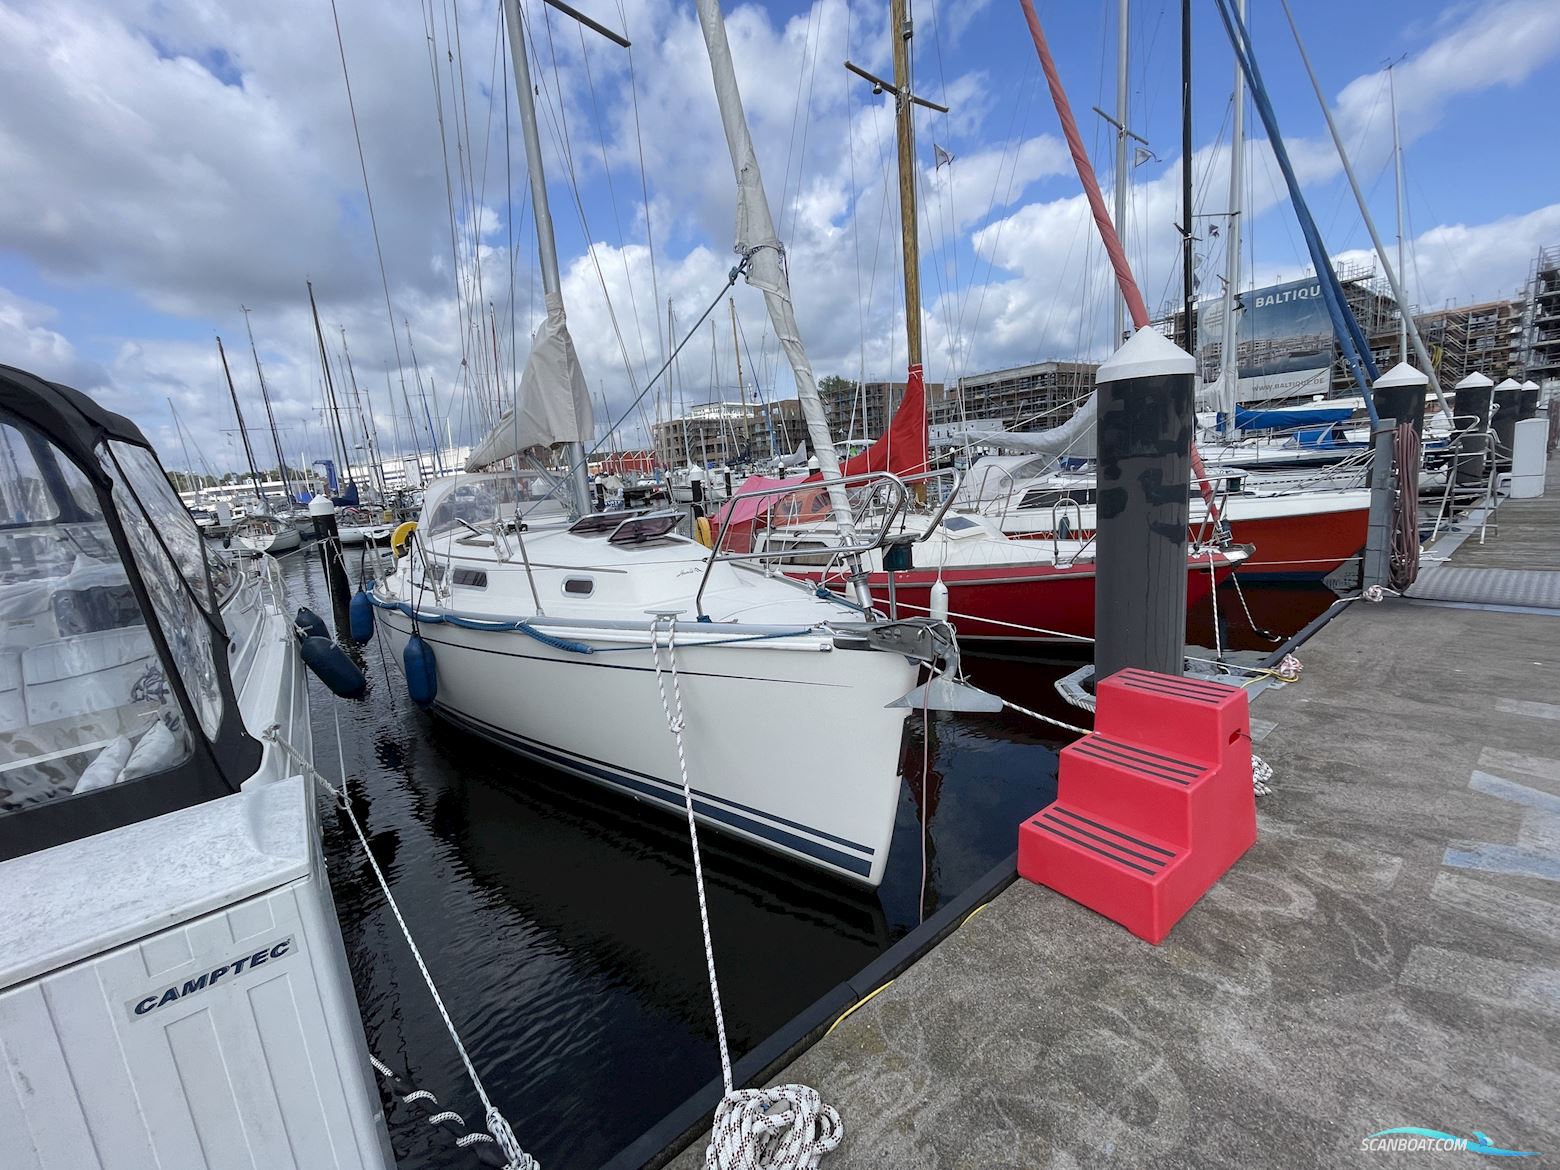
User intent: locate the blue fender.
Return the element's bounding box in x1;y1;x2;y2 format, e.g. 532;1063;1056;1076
404;632;438;708
348;589;375;644
295;607;329;642
300;636;367;699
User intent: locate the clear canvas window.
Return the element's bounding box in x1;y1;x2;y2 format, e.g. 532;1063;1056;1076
100;441;225;740
0;421;193;814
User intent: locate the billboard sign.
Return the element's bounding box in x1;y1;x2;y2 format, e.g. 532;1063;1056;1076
1199;277;1334;404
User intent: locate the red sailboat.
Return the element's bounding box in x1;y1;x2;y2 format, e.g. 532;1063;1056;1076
712;0;1252;644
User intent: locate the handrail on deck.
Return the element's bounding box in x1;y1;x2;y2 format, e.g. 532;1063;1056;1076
692;467;964;619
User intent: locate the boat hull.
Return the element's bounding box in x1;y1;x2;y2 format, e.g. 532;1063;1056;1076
234;525;302;554
376;609;916;887
339;524;394;546
795;558;1234;642
998;496;1369;580
1220;507;1367;579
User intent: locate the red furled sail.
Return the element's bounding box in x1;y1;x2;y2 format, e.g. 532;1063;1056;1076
837;363;930;479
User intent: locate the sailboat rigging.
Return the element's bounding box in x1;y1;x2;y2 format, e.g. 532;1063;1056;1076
369;0;993;887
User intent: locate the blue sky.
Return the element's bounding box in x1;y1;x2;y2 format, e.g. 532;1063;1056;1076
2;0;1557;472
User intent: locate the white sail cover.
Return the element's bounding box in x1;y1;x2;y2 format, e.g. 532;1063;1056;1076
698;0;858;543
465;292;594;471
966;393;1097;460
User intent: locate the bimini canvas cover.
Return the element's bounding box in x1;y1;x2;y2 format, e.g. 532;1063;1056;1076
465;292;594;471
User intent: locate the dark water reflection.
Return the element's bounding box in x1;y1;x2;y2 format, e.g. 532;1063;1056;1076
276;546;1333;1168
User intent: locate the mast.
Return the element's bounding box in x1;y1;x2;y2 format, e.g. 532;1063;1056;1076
844;5;949;410
339;326;387;497
1389;64;1408;365
696;0;870;606
1216;0;1245;431
1275;0;1448;413
671;299;692;466
169;397;198;495
307;281;355;487
403;320;445;475
1180;0;1196;359
1114;0;1129;345
499;0;591;515
890;0;923;379
217;335;268;507
729;297;753;460
242;306;293;500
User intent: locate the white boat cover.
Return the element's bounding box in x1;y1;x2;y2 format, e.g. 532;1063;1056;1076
465;292;594;470
967;393;1097;461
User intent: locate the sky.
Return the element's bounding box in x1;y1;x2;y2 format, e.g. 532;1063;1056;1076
3;0;1559;474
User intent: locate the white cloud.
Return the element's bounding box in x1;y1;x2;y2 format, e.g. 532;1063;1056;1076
0;289;107;389
1;0;1557;477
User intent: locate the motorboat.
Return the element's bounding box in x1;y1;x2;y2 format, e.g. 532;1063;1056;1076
0;364;392;1169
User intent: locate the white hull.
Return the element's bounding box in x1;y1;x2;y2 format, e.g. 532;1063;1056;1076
234;524;302;554
377;607;914;886
339;524;394;546
372;472;939;887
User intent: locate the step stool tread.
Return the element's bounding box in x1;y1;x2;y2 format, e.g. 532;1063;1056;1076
1068;735;1210;786
1030;805;1181;877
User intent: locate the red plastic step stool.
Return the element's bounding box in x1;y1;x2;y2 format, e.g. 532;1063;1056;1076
1018;668;1257;944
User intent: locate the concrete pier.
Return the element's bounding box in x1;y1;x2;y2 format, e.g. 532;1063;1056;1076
667;460;1560;1168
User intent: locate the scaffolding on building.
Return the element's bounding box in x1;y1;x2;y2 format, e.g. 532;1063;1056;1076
1526;243;1560;387
935;362;1097;433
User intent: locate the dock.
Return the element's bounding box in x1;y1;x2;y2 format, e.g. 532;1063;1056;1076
667;458;1560;1168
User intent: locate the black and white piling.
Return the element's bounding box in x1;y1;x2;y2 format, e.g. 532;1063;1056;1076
1452;371;1494;487
309;494;353;640
1520;378;1542;421
1371;360;1427;439
1363;362;1426;591
1492;377;1523;466
1093;328;1195;681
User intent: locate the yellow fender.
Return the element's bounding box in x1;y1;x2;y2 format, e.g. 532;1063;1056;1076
390;520;418;558
694;515;713;549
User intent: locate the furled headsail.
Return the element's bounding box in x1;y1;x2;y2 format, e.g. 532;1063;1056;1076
464;292;595;471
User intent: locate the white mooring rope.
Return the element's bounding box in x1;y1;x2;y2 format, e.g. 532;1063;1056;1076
647;616;844;1170
263;724;537;1170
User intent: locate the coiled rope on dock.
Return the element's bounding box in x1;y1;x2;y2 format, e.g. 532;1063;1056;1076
648;616;845;1170
263;724;538;1170
1390;423;1422;592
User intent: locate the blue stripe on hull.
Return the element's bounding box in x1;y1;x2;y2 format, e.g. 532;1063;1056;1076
431;704;877;880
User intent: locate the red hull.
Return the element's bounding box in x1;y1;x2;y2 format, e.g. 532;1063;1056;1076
1223;509;1367;578
799;559;1235;642
1013;506;1369;579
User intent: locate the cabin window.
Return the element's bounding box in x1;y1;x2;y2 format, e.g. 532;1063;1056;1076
0;421;193;816
607;512;682;545
562;577;594;597
452;568;488;588
102;441;225;740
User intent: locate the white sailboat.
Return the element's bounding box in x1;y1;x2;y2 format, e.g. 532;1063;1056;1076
372;0;991;889
0;365;391;1168
231;508;303;554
